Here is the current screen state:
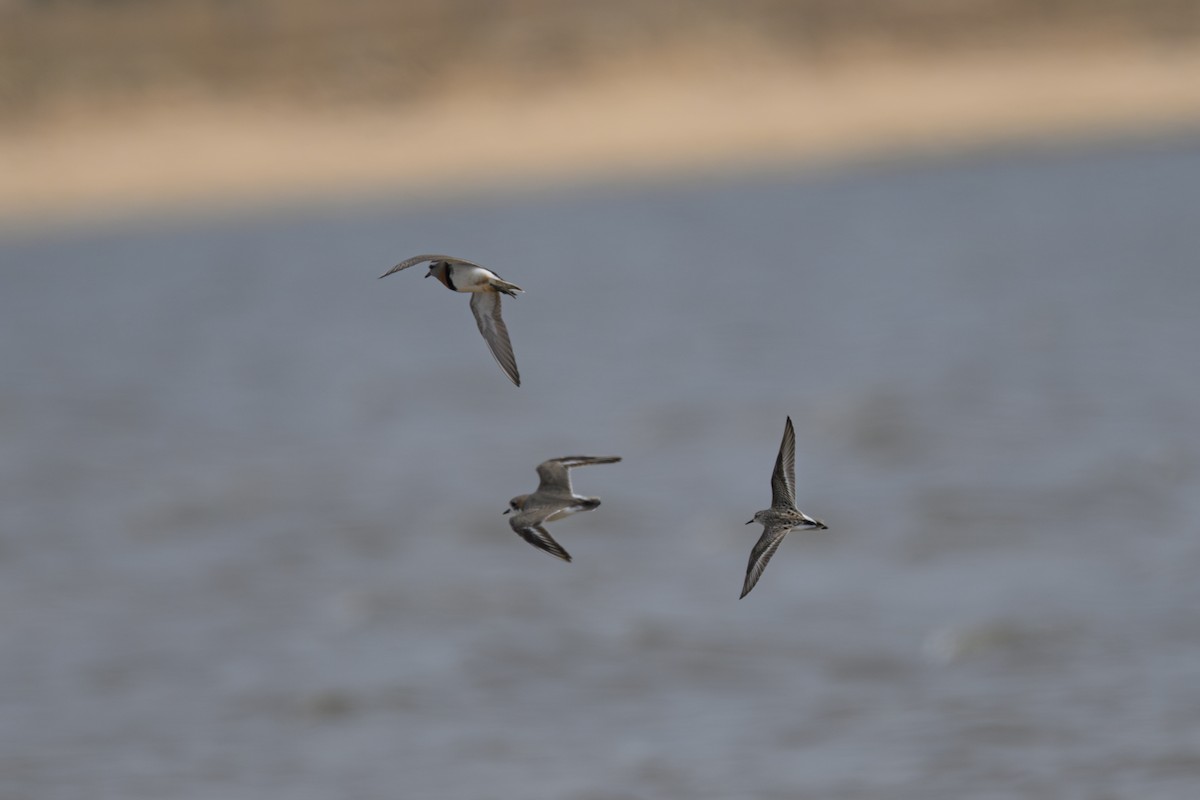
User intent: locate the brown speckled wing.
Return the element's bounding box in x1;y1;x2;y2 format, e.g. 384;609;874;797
740;525;789;599
769;416;797;509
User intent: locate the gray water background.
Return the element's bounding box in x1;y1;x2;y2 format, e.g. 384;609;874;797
3;136;1200;799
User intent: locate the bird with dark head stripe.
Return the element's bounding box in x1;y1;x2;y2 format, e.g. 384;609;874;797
380;254;523;386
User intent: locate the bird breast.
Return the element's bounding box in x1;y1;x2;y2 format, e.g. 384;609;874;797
447;265;498;292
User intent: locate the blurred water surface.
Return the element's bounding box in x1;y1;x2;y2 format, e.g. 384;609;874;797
3;138;1200;799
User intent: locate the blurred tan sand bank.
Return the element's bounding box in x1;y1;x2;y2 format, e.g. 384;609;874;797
2;0;1199;222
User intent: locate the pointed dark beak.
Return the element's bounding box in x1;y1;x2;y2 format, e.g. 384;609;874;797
745;519;754;525
502;508;511;515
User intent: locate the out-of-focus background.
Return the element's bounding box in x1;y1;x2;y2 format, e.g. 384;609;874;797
4;0;1200;221
3;2;1200;799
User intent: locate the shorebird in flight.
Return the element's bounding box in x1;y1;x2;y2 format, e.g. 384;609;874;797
741;416;827;598
504;455;622;562
380;254;523;386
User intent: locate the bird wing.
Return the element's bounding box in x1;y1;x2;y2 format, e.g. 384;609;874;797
769;416;797;509
535;456;621;494
534;459;573;495
740;524;790;599
378;254;484;279
469;291;521;387
556;456;622;468
508;514;572;562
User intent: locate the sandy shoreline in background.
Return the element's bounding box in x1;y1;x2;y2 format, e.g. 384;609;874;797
3;46;1200;227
